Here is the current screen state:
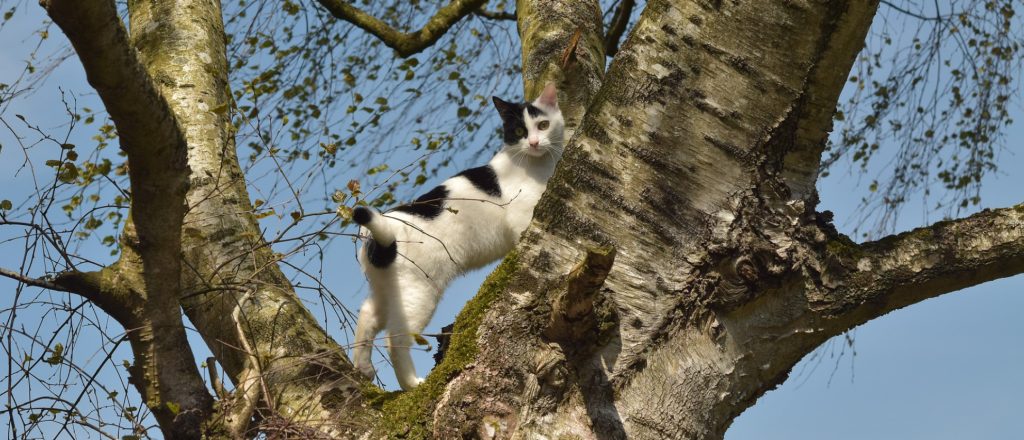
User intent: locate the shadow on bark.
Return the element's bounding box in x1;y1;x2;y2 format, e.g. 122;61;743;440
576;351;626;440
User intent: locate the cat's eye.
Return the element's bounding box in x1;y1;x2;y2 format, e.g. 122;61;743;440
537;121;550;130
515;127;526;137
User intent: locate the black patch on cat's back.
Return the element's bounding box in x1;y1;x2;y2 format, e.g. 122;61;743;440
393;185;449;219
456;165;502;197
366;239;397;268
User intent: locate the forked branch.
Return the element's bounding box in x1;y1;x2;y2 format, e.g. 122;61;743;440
316;0;490;57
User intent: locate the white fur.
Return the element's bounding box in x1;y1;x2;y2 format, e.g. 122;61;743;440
352;85;564;390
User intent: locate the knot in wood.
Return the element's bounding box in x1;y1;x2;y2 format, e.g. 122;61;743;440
734;256;759;284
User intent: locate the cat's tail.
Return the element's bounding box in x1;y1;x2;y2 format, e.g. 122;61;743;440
353;206;396;245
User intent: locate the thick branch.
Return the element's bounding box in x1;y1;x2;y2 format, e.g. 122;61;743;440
603;0;634;57
126;0;368;432
776;1;880;200
44;1;213;437
517;0;605;134
474;8;516;21
822;204;1024;331
316;0;488;57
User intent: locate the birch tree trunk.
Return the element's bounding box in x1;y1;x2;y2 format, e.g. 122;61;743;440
35;0;1024;438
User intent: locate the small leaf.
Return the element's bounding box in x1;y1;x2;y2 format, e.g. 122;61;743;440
412;333;432;349
0;200;11;210
166;401;180;415
44;343;64;365
336;205;353;221
290;211;301;221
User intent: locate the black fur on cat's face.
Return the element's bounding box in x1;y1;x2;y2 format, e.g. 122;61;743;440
492;98;540;145
491;86;564;157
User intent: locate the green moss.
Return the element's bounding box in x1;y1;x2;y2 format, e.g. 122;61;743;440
373;251;520;438
825;234;865;262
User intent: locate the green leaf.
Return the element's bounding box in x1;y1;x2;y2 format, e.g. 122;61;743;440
166;401;180;415
336;205;353;221
44;343;64;365
412;333;431;349
0;200;11;210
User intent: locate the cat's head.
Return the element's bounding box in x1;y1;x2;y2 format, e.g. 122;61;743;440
492;83;564;158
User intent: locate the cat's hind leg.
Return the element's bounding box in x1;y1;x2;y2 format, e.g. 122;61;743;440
386;280;441;390
353;295;386;380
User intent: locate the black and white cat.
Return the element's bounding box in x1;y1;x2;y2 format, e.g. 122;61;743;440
352;84;564;390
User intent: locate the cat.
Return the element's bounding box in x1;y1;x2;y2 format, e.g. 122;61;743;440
351;83;564;390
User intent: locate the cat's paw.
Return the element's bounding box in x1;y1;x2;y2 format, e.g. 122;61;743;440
354;362;376;380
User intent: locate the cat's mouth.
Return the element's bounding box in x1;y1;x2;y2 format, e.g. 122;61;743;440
525;145;549;157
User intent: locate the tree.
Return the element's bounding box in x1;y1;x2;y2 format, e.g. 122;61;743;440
1;0;1022;438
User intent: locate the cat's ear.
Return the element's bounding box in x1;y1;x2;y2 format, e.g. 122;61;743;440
536;83;558;109
492;96;516;116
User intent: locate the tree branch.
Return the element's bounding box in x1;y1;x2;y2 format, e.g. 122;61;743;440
603;0;634;57
821;204;1024;331
474;8;516;21
0;267;136;324
773;0;880;200
0;267;72;293
316;0;489;57
517;0;605;135
40;0;189;176
42;2;211;437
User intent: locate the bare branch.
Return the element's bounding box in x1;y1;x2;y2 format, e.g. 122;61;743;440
0;267;71;293
315;0;489;57
0;267;136;324
822;204;1024;331
603;0;634;57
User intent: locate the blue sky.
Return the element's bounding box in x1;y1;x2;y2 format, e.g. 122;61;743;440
1;3;1022;439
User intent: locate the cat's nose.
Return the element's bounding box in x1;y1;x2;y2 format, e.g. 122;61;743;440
529;138;539;147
